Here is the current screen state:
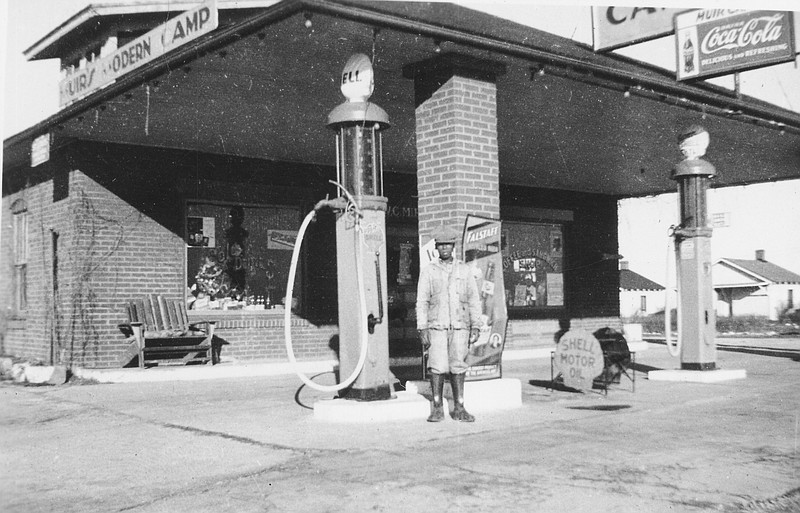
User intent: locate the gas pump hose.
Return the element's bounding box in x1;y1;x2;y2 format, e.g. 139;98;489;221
284;198;370;393
665;226;681;358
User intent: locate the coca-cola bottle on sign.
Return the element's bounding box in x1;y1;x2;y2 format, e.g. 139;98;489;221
683;36;695;74
480;262;496;327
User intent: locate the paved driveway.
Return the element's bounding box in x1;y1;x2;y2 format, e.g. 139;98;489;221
2;339;799;512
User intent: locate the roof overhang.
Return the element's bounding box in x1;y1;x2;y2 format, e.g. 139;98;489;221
6;1;800;198
713;284;765;290
24;0;283;61
714;259;770;288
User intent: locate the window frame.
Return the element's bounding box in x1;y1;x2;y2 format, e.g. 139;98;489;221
11;200;29;313
501;218;568;319
184;199;303;312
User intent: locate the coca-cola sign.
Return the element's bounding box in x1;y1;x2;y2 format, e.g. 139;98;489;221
675;9;795;81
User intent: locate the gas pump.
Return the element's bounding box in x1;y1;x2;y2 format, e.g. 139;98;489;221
667;125;717;370
284;54;392;400
327;54;392;400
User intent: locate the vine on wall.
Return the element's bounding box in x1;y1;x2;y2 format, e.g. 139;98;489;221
61;188;140;366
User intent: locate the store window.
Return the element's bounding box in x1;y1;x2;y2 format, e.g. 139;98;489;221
186;201;301;311
386;224;420;353
11;200;28;312
502;221;564;312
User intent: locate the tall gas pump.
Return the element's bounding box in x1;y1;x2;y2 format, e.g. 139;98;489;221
670;126;717;370
327;54;392;400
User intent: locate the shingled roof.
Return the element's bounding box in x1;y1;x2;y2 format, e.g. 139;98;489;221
720;258;800;285
620;269;664;291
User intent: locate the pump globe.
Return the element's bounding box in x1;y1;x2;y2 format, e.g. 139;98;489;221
678;125;710;159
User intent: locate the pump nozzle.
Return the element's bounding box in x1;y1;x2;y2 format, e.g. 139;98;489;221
314;196;349;212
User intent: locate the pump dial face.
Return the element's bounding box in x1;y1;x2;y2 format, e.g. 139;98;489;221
341;125;378;196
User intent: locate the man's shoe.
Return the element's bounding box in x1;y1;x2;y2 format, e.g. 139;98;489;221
427;404;445;422
427;372;446;422
451;404;475;422
450;373;475;422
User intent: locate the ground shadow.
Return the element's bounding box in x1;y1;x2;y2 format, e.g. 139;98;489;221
528;379;582;393
567;404;631;411
391;363;424;384
293;371;340;410
649;339;800;361
630;362;663;373
716;343;800;361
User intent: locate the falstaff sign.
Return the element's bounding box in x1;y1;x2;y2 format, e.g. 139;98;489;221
675;10;795;81
462;216;508;381
59;0;218;106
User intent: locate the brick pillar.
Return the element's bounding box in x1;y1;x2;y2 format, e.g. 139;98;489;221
404;54;505;248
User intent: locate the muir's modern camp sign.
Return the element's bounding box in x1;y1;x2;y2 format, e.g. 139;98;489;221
675;10;795;81
59;0;218;107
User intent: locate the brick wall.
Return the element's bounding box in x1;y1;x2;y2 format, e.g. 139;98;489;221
2;144;343;368
1;176;70;362
189;312;339;362
507;317;624;349
415;75;500;244
63;170;186;367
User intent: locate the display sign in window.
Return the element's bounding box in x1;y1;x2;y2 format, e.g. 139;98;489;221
502;222;564;310
186;202;300;311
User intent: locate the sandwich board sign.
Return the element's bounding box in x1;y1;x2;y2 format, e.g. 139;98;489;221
554;330;605;390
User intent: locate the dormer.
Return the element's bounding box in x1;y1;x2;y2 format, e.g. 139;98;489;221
23;1;268;72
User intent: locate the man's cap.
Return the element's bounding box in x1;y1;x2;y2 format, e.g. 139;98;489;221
433;225;460;245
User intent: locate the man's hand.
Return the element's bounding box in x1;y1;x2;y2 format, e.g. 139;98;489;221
469;328;480;346
418;329;431;350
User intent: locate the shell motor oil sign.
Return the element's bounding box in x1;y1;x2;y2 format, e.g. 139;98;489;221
675;10;795;81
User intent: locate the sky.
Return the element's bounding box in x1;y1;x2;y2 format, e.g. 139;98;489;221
2;0;799;280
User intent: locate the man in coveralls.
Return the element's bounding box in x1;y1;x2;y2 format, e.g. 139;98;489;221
417;226;482;422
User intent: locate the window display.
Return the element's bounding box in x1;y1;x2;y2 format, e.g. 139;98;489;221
502;221;564;310
186;202;301;311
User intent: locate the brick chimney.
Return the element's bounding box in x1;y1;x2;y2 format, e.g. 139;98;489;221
755;249;766;261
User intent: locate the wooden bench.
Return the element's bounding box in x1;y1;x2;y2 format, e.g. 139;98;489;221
120;295;216;368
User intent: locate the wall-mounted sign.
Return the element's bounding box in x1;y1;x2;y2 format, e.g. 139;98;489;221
31;133;51;167
419;237;438;269
187;216;215;247
59;0;218;107
267;230;297;250
592;7;687;51
675;10;795;81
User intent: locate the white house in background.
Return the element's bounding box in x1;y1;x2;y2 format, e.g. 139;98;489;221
713;250;800;321
619;262;666;319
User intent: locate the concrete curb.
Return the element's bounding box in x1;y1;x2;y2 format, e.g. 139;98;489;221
0;358;68;385
73;342;650;384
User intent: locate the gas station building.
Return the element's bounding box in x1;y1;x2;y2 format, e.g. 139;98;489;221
3;1;800;369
